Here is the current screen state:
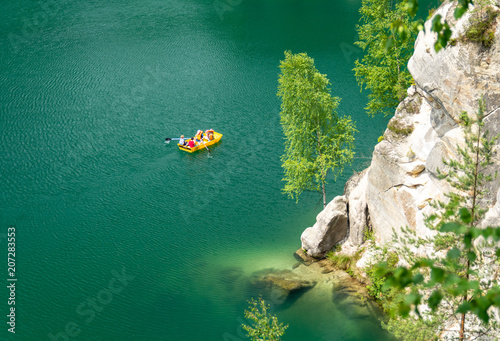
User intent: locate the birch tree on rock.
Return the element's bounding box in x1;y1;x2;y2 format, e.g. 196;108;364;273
277;51;356;208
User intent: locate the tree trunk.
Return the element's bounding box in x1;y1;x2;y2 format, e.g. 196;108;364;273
315;127;327;208
459;116;483;341
322;179;326;208
459;282;468;341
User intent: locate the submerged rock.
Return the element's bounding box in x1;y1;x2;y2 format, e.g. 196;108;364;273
249;269;316;304
332;272;381;319
293;248;314;266
218;267;244;292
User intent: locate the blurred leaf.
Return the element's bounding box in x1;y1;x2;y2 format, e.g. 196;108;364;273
405;292;422;306
454;6;467;19
447;247;461;260
468;280;480;292
412;273;424;285
385;37;394;51
459;208;472;223
404;0;418;16
441;222;466;234
444;209;454;218
428;291;443;311
427;214;437;221
431;14;443;32
445;273;460;286
457;301;472;313
399;302;411;317
467;251;477;262
431;267;445;283
473;297;492;323
464;233;472;248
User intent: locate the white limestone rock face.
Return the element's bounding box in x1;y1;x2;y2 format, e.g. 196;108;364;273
426;127;465;177
364;87;500;244
408;3;500;124
301;196;348;258
483;108;500;204
483;189;500;228
365;93;444;243
346;170;369;246
354;3;500;244
299;1;500;251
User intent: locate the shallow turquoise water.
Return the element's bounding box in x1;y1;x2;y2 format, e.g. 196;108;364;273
1;1;434;340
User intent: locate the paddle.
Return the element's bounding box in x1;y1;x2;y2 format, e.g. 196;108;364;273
165;137;181;144
201;139;211;155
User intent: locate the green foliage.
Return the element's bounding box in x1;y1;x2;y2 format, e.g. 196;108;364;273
364;226;375;242
365;263;387;299
278;51;356;207
354;0;419;116
406;147;415;160
433;232;458;251
430;14;453;52
383;317;438;341
387;119;414;137
327;246;364;269
327;252;354;271
242;296;288;341
378;135;385;143
462;6;499;49
361;241;440;339
366;255;407;314
326;247;365;279
387;252;399;268
396;0;473;51
377;100;500;335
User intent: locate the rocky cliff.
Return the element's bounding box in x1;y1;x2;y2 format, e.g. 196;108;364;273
301;1;500;258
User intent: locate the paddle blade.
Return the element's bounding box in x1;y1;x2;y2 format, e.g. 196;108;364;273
165;138;171;144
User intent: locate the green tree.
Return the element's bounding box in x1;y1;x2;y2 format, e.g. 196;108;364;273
242;297;288;341
354;0;419;117
395;0;473;52
277;51;356;207
378;100;500;340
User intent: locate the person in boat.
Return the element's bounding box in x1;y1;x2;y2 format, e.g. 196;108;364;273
205;129;214;141
179;135;186;146
187;137;196;148
195;130;204;142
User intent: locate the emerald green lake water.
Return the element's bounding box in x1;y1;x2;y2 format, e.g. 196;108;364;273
0;1;434;340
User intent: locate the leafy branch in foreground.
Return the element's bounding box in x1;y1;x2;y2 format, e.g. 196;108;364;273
377;99;500;340
396;0;474;52
242;296;288;341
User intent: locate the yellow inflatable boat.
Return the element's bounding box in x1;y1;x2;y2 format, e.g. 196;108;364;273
178;131;223;153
